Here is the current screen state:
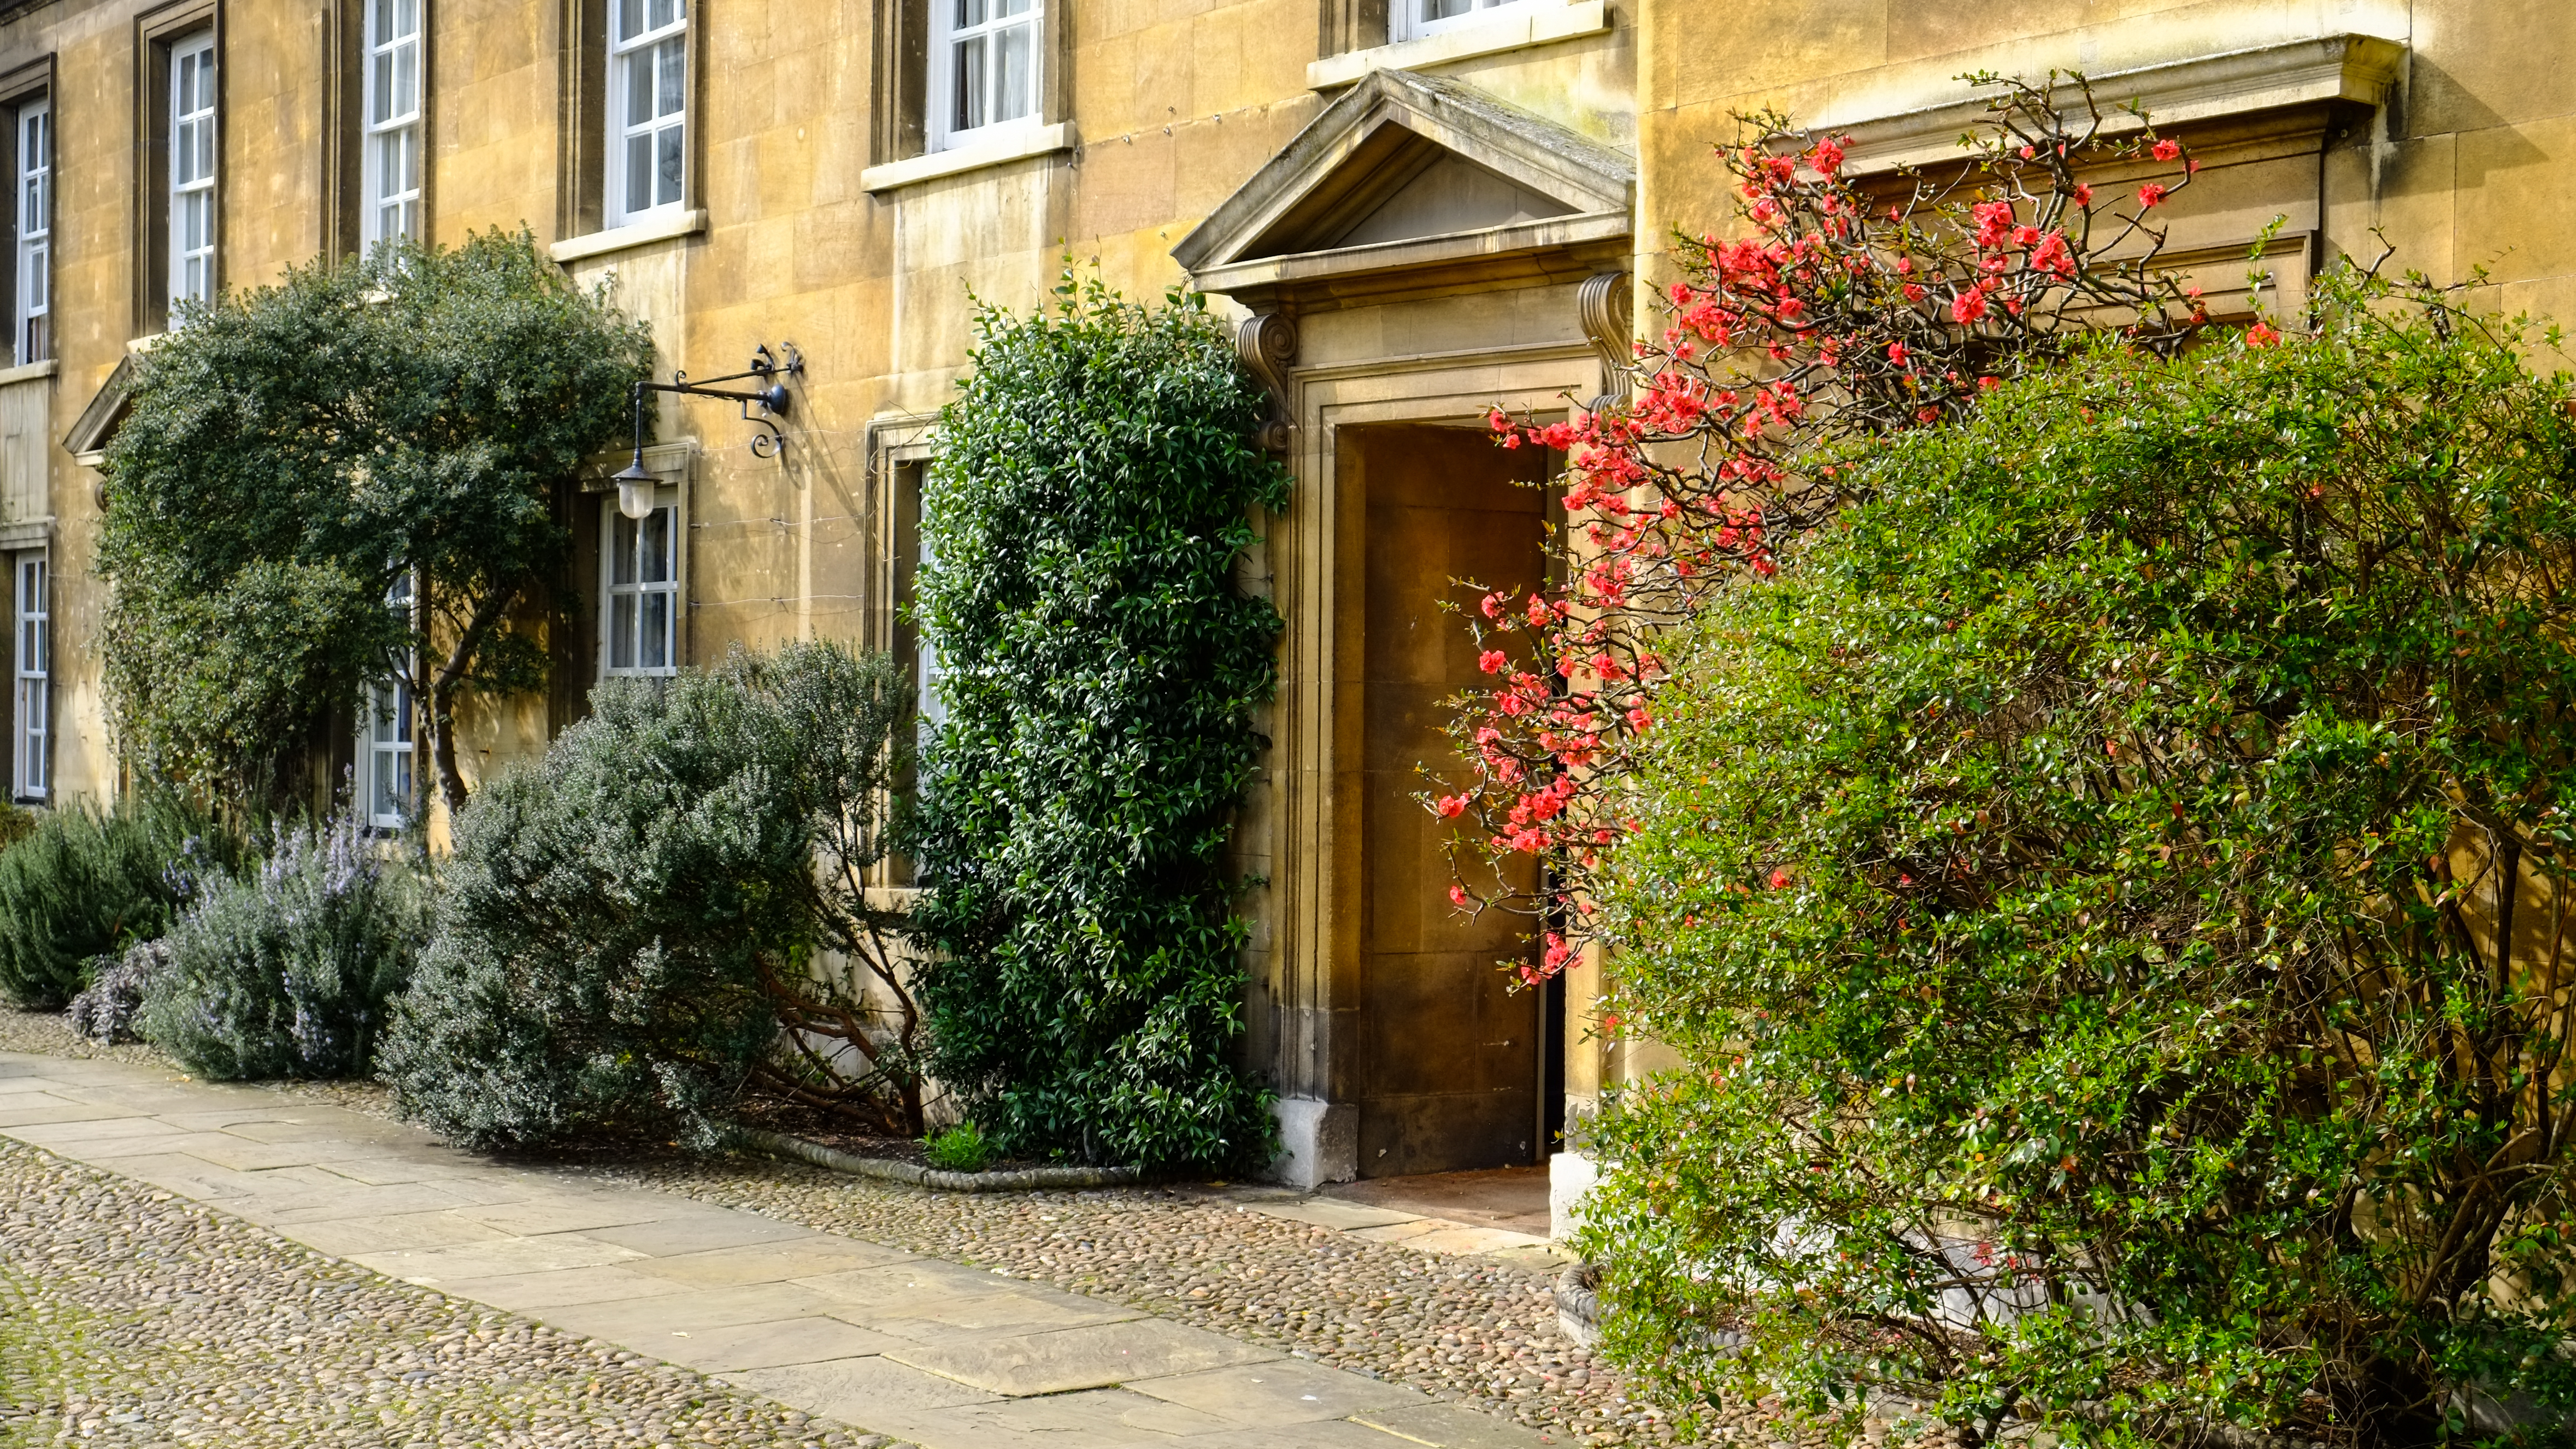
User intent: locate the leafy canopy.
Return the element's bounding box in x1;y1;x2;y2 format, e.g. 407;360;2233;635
908;269;1287;1172
98;231;653;807
1583;272;2576;1448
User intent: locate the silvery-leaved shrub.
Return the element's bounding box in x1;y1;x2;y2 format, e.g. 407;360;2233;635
377;668;810;1151
138;809;426;1080
67;938;172;1045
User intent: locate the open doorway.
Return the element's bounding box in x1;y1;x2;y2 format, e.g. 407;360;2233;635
1348;422;1557;1178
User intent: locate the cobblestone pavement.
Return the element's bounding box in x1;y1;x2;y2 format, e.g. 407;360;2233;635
0;1016;1737;1447
0;1135;884;1448
593;1157;1692;1446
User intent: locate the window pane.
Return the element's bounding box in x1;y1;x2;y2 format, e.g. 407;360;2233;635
613;514;639;586
655;125;683;207
640;506;672;583
618;0;643;40
641;592;669;670
1424;0;1473;18
611;594;637;669
396;0;419;38
953;35;985;132
625;49;656;126
393;40;418;117
655;39;684;119
956;0;986;27
372;51;394;123
623;134;651;218
650;0;679;28
996;23;1032;122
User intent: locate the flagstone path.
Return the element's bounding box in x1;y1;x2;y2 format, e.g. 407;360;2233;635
0;1050;1559;1448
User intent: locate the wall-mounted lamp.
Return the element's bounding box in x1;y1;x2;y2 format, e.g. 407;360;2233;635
613;343;804;516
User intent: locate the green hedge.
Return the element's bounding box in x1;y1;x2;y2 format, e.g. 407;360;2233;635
907;274;1286;1171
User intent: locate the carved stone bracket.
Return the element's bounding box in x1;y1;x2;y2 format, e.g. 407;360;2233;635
1577;270;1633;415
1238;312;1299;453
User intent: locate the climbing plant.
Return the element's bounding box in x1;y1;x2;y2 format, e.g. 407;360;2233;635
908;270;1286;1172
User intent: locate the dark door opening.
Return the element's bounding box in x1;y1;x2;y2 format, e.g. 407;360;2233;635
1352;422;1551;1179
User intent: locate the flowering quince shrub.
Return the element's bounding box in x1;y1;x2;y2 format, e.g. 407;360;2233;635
1437;74;2219;967
1579;269;2576;1448
907;270;1286;1172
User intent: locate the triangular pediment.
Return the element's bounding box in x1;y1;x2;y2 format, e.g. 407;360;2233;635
1174;69;1632;282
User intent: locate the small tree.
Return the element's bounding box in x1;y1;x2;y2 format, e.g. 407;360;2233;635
99;231;654;809
907;270;1285;1171
1584;274;2576;1447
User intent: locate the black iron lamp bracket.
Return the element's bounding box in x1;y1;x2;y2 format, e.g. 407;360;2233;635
613;344;804;504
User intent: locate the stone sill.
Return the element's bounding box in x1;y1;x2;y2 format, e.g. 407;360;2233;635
0;358;56;386
861;121;1079;193
1307;0;1610;90
0;515;50;549
549;208;708;264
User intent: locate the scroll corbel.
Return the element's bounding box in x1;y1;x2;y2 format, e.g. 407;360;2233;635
1577;271;1633;416
1237;313;1299;453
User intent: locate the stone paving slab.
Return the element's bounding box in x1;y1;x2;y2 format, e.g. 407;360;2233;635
0;1051;1552;1448
668;1316;909;1373
883;1316;1275;1395
1128;1359;1433;1425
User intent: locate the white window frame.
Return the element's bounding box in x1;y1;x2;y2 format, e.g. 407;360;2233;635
168;30;216;312
605;0;686;227
361;0;424;248
928;0;1041;152
1391;0;1542;43
601;484;681;677
13;552;45;803
356;576;416;830
14;98;48;367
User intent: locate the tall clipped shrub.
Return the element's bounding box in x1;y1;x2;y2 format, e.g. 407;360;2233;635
908;272;1287;1171
1583;273;2576;1447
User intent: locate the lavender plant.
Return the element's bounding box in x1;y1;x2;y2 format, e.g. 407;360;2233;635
138;809;427;1080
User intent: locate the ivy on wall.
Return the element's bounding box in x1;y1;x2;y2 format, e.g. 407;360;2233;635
908;271;1287;1172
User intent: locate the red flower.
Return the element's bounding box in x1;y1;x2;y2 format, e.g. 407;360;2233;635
2151;137;2181;162
2072;182;2093;206
1437;795;1469;818
1449;884;1471;906
1478;649;1508;674
1767;867;1793;890
2137;182;2169;208
2246;320;2282;348
1950;290;1989;324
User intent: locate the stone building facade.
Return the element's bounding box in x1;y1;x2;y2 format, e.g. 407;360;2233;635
0;0;2557;1199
